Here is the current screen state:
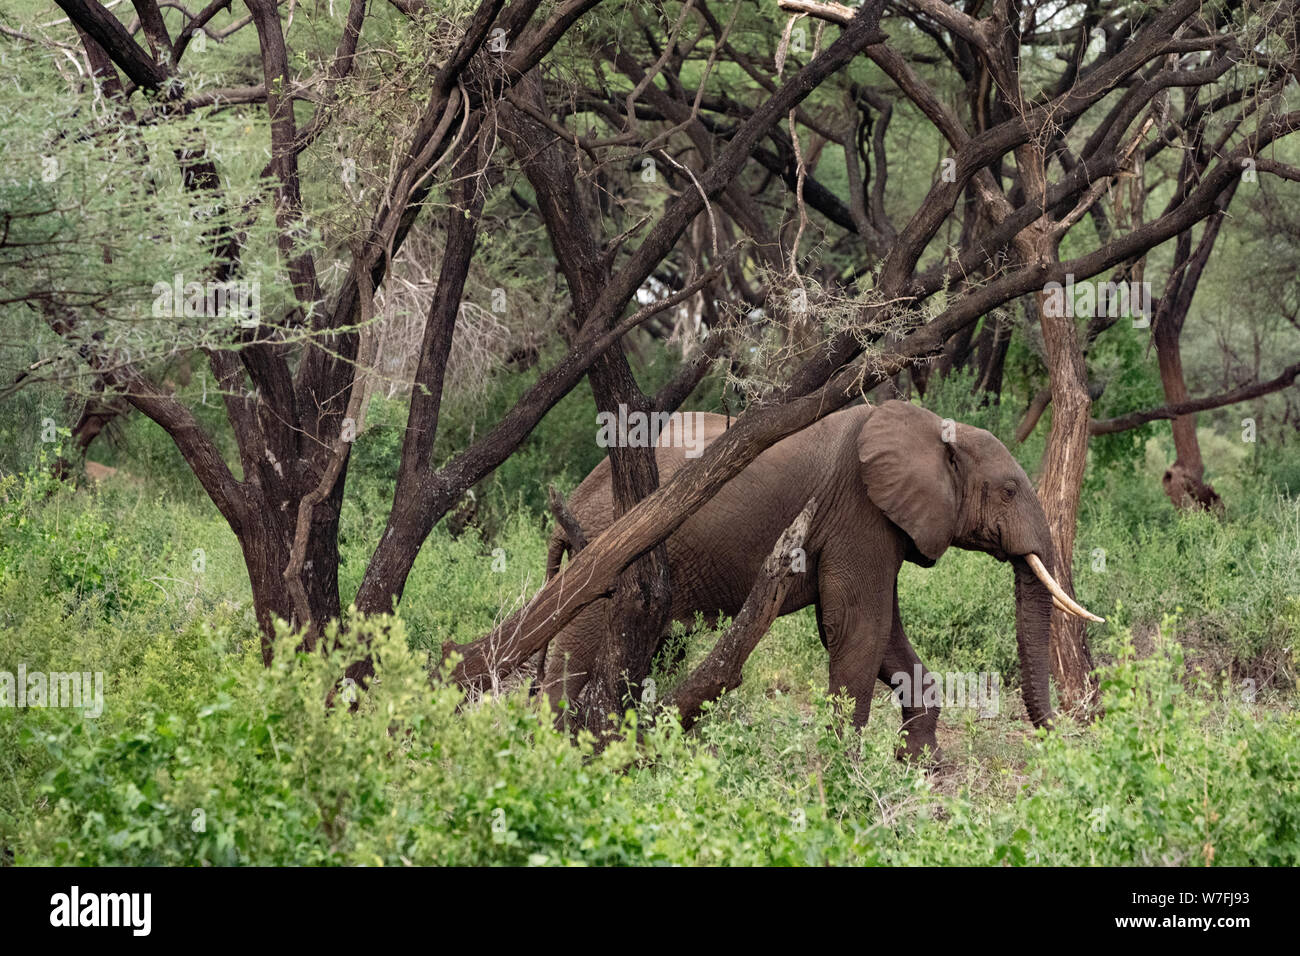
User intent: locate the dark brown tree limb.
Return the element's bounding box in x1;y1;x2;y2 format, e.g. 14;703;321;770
1149;169;1237;511
1015;386;1054;444
653;331;727;414
173;0;234;62
245;0;320;313
283;251;379;644
129;0;171;62
498;72;672;726
51;0;172;91
667;498;816;730
1090;363;1300;435
41;306;246;531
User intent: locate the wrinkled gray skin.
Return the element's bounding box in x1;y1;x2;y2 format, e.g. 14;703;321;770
542;400;1059;756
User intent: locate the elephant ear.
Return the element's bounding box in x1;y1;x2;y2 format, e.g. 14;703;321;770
857;401;960;564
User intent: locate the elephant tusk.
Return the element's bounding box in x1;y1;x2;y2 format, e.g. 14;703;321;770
1051;595;1092;620
1026;553;1106;623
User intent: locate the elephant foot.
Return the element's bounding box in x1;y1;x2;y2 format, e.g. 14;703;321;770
895;718;943;769
894;739;944;769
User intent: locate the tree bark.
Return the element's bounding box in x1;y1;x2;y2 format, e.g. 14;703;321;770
239;491;342;663
1034;283;1098;713
667;498;815;730
1149;183;1237;513
499;78;671;729
582;352;673;728
1013;132;1098;713
1154;315;1223;513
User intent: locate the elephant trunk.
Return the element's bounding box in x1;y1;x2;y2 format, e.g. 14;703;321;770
1012;557;1055;728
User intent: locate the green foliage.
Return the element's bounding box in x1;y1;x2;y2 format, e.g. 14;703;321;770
1008;626;1300;865
1083;325;1167;487
9;617;873;866
8;595;1295;865
1249;444;1300;498
1078;491;1300;689
2;361;1298;865
918;364;1021;441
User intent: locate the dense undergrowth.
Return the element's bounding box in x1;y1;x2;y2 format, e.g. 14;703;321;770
0;372;1297;865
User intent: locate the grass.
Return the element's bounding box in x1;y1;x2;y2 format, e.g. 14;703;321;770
0;393;1297;864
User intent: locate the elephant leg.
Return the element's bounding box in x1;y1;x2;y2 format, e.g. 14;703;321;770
539;600;606;724
819;559;897;730
878;585;942;762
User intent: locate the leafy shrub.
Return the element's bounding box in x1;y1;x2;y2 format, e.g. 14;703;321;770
1;382;1297;866
12;619;879;865
1005;625;1300;865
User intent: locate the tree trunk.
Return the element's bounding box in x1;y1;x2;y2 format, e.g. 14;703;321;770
1149;185;1236;514
1034;280;1098;713
580;353;673;729
498;79;672;729
1154;317;1223;513
238;486;342;663
1012;107;1100;713
972;309;1012;400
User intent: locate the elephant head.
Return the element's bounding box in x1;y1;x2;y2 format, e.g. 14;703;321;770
856;401;1102;727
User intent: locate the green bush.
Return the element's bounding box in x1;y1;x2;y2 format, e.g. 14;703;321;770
1005;625;1300;865
11;619;880;865
0;383;1297;866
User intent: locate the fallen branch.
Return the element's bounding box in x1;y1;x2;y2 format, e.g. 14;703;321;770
666;498;816;730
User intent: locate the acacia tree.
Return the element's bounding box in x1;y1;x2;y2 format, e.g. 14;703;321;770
445;0;1300;718
8;0;885;677
8;0;1299;725
27;0;596;653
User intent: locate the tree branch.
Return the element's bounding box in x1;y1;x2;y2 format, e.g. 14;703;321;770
1090;363;1300;435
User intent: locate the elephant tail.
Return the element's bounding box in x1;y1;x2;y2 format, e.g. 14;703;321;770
545;532;569;580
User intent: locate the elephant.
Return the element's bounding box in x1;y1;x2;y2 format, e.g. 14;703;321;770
540;400;1102;758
